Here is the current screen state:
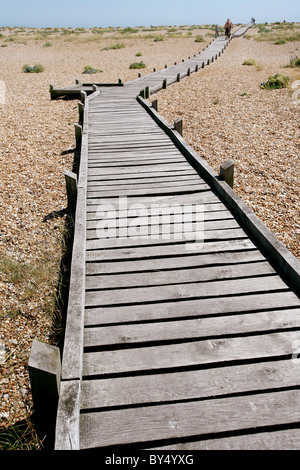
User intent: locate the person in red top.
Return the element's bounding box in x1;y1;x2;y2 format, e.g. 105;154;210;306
224;19;233;39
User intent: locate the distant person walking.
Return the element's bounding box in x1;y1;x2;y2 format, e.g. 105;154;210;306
224;18;233;39
215;25;219;38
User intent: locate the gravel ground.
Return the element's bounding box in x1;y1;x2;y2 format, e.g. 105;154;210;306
155;35;300;258
0;26;299;438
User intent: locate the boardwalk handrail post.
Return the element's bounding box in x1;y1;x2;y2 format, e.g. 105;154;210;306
174;118;183;136
75;123;82;151
163;79;167;89
65;170;78;214
28;339;61;448
220;160;234;188
80;90;87;104
152;99;158;111
177;73;181;82
78;102;84;126
145;86;150;99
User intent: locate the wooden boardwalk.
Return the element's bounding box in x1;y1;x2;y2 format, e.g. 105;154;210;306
54;27;300;450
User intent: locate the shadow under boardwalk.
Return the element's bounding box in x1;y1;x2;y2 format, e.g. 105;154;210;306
54;28;300;450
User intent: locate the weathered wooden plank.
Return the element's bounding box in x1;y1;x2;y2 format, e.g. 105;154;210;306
80;359;300;409
86;215;238;231
84;291;300;326
86;191;220;207
80;390;300;448
149;429;300;450
86;184;210;198
86;175;204;187
85;275;288;308
86;209;234;228
88;164;192;176
82;331;300;377
88;157;186;167
87;180;207;191
85;261;274;290
84;307;300;348
87;170;198;182
86;205;230;221
85;228;247;249
85;249;265;275
85;238;254;259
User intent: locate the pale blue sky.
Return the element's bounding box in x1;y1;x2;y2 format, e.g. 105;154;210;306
0;0;298;28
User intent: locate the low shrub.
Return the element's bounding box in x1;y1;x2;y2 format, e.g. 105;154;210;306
242;58;256;66
195;35;204;42
82;65;102;74
135;52;142;56
260;73;289;89
22;63;44;73
110;42;125;49
129;61;146;69
274;39;287;44
154;35;164;42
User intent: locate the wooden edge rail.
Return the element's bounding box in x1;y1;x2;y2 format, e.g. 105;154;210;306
137;94;300;296
54;87;101;449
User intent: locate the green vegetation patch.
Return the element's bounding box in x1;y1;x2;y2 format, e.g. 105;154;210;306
242;58;256;66
129;61;146;69
195;35;204;42
82;65;103;74
109;42;125;49
260;73;289;89
22;63;44;73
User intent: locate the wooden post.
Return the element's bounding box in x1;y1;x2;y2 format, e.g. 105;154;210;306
163;79;167;89
78;102;84;126
177;73;181;82
140;89;145;98
65;170;78;214
152;99;158;111
75;123;82;151
195;64;199;72
220;160;234;188
165;64;168;68
145;86;150;99
92;84;98;92
28;339;61;448
202;62;205;68
75;78;81;85
207;59;210;65
153;68;156;72
187;68;191;76
138;72;142;77
80;90;86;104
174;118;183;136
118;78;123;84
